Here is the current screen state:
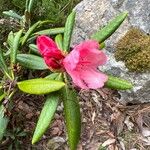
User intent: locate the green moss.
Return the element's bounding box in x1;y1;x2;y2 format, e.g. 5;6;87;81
115;28;150;72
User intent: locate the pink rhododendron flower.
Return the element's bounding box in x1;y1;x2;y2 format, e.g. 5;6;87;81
37;36;108;89
37;36;65;70
63;40;108;89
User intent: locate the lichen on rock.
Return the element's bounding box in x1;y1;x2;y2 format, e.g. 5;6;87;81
115;28;150;72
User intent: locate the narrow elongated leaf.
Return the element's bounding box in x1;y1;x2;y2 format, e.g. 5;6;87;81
0;105;9;141
21;21;42;45
24;10;31;25
99;42;105;49
0;88;3;94
16;54;48;70
45;73;60;80
7;31;14;48
91;12;128;43
28;0;35;13
63;11;76;52
62;85;81;150
33;27;64;36
0;93;6;103
3;10;22;20
11;29;23;64
0;48;9;74
32;93;59;144
55;34;63;50
26;0;29;10
28;27;64;42
29;44;40;55
105;75;133;90
17;78;65;95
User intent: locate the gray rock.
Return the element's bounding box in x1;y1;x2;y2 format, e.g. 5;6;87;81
72;0;150;104
117;0;150;33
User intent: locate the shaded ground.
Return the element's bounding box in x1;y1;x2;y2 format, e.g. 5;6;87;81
0;88;150;150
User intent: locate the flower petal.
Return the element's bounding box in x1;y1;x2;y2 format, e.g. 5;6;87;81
44;57;61;69
63;50;80;70
63;40;108;89
64;67;108;89
76;40;107;66
37;35;58;56
68;71;88;89
80;69;108;89
74;40;99;52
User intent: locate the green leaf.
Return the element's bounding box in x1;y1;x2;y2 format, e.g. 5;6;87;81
0;48;9;74
3;10;22;20
21;21;42;45
45;73;60;80
17;78;65;95
46;73;63;82
11;29;23;65
91;12;128;43
7;31;14;49
105;75;133;90
32;93;59;144
0;93;6;103
27;0;35;13
0;105;9;141
63;11;76;51
28;27;64;42
16;54;48;70
55;34;63;50
17;131;27;137
33;27;64;36
99;42;105;49
29;44;40;55
26;0;29;10
24;10;31;25
62;85;81;150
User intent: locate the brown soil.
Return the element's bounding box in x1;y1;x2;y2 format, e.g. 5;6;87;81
0;88;150;150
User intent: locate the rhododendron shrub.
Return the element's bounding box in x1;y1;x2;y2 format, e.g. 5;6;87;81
37;36;108;89
0;10;132;150
30;11;132;150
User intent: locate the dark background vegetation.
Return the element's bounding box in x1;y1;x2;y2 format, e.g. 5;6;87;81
0;0;81;43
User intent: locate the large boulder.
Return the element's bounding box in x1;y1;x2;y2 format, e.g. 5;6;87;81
72;0;150;104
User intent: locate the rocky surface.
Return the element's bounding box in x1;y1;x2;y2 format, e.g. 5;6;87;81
72;0;150;104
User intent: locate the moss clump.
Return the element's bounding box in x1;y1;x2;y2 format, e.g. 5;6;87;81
115;28;150;72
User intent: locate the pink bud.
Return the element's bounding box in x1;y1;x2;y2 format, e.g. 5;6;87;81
44;57;62;70
37;35;64;71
